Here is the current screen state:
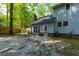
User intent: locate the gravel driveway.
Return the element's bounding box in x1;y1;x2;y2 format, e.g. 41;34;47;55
0;35;62;56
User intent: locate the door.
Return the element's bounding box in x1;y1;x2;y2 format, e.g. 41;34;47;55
44;25;48;33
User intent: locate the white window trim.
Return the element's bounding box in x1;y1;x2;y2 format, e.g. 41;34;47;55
63;20;69;28
57;21;63;27
43;25;48;32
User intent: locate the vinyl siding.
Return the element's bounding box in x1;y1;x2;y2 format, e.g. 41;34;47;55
53;3;79;35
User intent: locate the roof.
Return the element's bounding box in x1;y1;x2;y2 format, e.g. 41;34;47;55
52;3;67;10
31;14;56;25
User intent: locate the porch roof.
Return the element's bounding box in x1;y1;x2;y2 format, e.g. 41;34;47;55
52;3;66;10
32;14;56;25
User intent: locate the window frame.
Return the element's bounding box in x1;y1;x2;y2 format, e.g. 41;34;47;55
35;27;37;33
63;21;68;26
38;26;40;33
34;27;36;32
65;4;71;10
43;25;48;32
57;22;62;27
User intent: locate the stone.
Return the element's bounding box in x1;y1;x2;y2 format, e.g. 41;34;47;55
0;35;61;56
0;47;11;53
10;43;25;50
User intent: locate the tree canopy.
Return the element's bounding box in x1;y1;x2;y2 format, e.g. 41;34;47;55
0;3;53;28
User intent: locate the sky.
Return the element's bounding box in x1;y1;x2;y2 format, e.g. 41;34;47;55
0;4;7;15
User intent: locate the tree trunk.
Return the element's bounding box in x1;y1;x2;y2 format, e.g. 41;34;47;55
9;3;14;35
7;4;8;28
34;14;37;21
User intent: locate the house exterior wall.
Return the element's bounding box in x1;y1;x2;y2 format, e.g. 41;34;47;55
47;23;54;33
32;3;79;36
42;23;54;33
32;22;54;34
53;3;79;35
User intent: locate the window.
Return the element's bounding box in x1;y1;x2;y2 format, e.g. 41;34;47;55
38;26;40;33
44;26;47;30
66;4;70;10
34;27;36;32
44;26;47;32
34;27;37;33
58;22;62;27
36;27;37;32
63;21;68;26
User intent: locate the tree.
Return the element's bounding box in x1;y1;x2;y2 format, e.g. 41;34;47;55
9;3;14;35
11;3;53;28
34;14;37;21
0;3;53;32
6;3;9;27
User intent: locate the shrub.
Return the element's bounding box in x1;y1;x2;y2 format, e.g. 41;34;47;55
0;27;23;34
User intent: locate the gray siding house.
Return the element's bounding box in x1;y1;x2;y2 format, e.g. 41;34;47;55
31;3;79;37
31;15;56;35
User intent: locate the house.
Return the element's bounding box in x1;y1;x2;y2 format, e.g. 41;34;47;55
31;14;56;36
31;3;79;37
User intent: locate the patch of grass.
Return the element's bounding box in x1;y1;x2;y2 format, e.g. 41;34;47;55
63;39;79;47
53;37;79;56
61;47;79;56
53;37;79;47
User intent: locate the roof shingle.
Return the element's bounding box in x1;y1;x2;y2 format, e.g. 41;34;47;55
32;14;56;25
